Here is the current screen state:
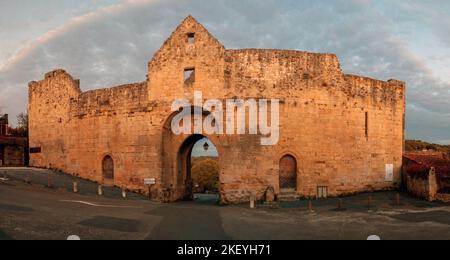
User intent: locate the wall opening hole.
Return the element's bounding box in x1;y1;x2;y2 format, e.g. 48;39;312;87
184;68;195;84
187;33;195;44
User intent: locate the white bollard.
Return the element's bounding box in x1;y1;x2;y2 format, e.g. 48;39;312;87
98;185;103;196
73;182;78;193
250;192;256;209
122;189;127;199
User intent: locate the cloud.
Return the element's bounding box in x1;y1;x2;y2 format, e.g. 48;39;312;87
0;0;449;143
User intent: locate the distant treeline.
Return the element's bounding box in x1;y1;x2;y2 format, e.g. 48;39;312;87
406;140;450;154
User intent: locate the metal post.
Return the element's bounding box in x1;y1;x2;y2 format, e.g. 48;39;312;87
73;182;78;193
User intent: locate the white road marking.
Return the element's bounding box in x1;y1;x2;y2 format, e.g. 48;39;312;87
367;235;381;240
60;200;141;209
67;235;81;240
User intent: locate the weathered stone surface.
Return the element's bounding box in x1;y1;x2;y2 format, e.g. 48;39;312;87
265;186;275;203
28;16;405;204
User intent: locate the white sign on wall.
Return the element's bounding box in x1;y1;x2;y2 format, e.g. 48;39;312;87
144;178;156;185
385;164;394;182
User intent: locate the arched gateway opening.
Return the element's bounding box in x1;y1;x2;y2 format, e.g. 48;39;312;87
178;135;219;203
161;107;221;204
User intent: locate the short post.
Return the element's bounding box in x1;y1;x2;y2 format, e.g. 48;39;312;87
25;175;31;184
73;182;78;193
144;178;156;201
250;192;255;209
122;188;127;199
396;193;401;206
308;200;313;212
98;185;103;196
47;175;53;188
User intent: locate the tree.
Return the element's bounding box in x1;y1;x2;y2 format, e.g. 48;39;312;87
17;113;28;132
191;157;219;193
8;113;28;137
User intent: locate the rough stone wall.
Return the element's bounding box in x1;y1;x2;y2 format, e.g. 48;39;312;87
28;16;405;203
222;49;404;199
405;167;437;201
3;146;24;166
29;70;81;170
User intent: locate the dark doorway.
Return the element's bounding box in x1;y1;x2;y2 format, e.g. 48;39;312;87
279;155;297;190
102;155;114;185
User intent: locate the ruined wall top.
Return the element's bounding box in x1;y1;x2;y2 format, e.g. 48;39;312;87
31;16;405;102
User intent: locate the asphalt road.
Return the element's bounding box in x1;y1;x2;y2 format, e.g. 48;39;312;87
1;168;450;240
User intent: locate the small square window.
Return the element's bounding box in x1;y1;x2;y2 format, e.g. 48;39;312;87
184;68;195;84
187;33;195;44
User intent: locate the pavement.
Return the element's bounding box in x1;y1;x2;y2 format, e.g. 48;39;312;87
1;167;450;240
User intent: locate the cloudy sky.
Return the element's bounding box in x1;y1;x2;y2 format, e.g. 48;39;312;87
0;0;449;144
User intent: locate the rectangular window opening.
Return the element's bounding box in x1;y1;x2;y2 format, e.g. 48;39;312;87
184;68;195;84
30;147;42;154
365;112;369;140
187;33;195;44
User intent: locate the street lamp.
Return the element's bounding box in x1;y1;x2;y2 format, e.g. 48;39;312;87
203;141;209;151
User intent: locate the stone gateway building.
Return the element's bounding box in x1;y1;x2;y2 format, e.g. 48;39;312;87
28;16;405;204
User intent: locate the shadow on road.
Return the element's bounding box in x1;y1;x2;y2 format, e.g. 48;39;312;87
145;194;229;240
0;230;13;240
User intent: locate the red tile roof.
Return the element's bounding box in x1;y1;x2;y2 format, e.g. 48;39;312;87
404;153;450;178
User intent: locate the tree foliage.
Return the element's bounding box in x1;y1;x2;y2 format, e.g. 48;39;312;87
8;113;28;137
191;157;219;193
406;140;450;154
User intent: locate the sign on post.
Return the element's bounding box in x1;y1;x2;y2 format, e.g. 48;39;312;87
144;178;156;185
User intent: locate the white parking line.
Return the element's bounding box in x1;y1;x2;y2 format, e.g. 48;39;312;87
60;200;141;209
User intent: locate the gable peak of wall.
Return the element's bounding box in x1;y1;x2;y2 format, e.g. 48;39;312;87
148;15;224;68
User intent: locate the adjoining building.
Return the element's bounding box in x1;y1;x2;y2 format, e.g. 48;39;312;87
403;152;450;202
28;16;405;204
0;114;27;167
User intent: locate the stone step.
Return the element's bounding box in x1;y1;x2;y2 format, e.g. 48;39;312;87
278;196;299;202
279;191;297;196
278;192;299;202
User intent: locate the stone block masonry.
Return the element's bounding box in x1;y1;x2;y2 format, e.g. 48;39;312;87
28;16;405;204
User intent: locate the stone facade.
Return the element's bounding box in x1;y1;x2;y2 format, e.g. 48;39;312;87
403;153;450;202
0;114;27;167
28;16;405;204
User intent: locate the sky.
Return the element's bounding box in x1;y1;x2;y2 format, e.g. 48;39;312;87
0;0;449;144
192;138;218;157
